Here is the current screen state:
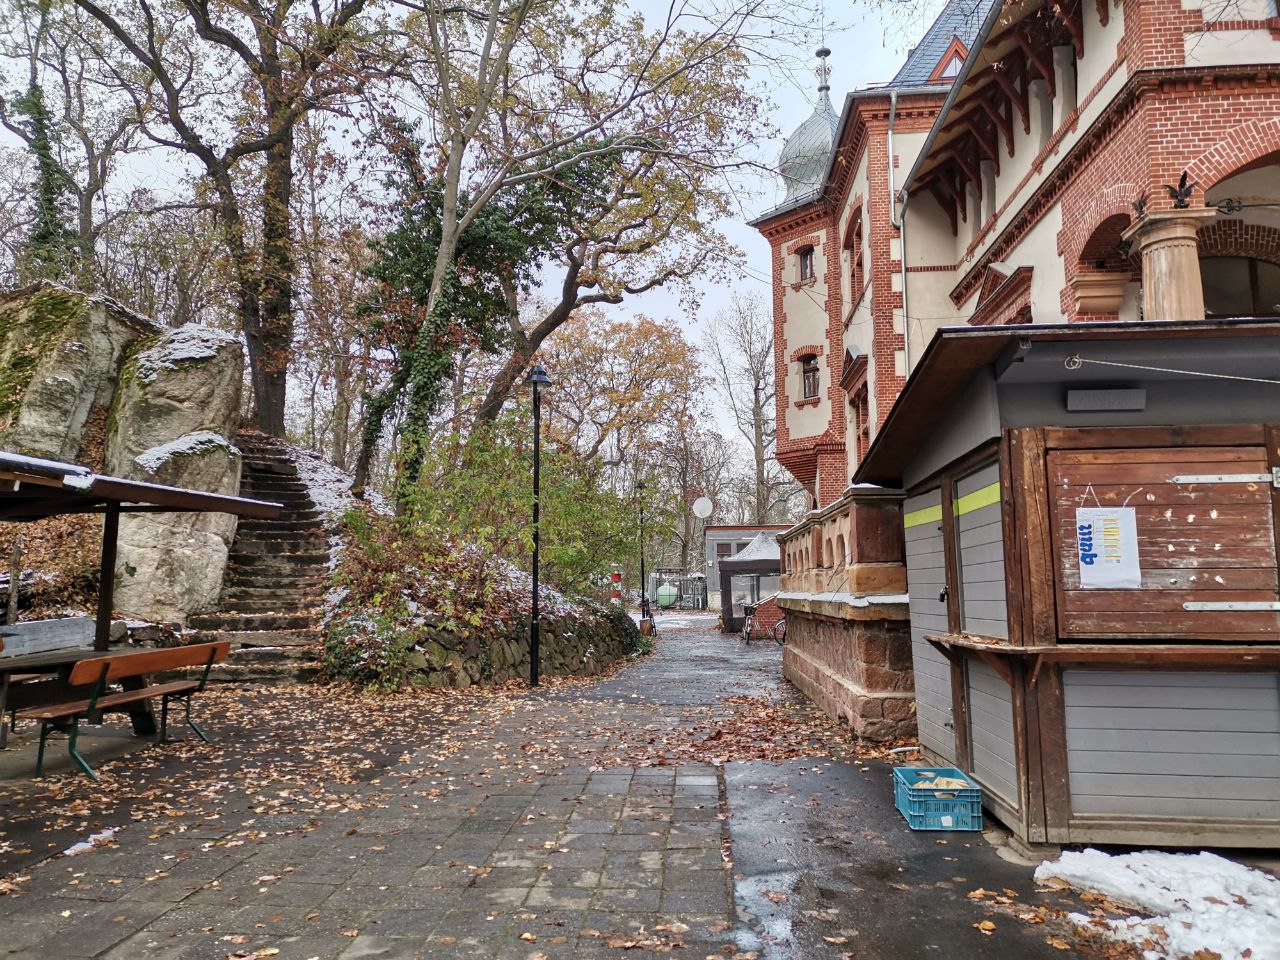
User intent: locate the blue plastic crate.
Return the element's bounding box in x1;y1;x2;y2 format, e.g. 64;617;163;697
893;766;983;831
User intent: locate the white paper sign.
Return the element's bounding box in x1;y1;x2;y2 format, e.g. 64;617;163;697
1075;507;1141;589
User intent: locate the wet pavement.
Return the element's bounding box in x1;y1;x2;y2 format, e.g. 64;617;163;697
0;613;1084;958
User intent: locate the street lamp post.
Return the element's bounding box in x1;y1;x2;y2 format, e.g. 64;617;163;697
526;363;551;687
636;480;651;622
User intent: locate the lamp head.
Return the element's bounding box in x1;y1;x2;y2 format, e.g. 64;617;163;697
525;364;551;387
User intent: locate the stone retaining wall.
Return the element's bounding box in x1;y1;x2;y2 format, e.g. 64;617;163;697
780;601;915;742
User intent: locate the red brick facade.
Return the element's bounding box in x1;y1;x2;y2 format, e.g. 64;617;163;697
756;93;947;508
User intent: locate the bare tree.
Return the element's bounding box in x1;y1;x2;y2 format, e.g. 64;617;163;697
70;0;373;435
704;292;793;523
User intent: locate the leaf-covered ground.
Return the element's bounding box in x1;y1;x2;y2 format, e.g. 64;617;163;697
0;615;1157;958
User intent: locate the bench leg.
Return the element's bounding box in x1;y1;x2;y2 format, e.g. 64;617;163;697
181;696;209;743
67;719;96;780
160;697;170;743
35;721;51;775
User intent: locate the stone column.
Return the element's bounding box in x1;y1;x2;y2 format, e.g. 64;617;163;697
1121;208;1217;321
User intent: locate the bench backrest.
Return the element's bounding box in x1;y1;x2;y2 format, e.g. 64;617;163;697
68;641;231;686
0;617;94;658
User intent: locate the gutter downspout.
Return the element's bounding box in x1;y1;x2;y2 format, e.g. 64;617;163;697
886;90;911;374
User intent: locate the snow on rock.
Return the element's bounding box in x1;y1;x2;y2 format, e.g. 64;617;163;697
291;446;390;520
1035;848;1280;960
135;325;240;383
135;430;237;474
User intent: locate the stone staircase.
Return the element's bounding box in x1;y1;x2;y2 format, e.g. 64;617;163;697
187;432;329;682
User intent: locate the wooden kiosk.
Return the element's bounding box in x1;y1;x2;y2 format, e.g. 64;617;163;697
856;319;1280;848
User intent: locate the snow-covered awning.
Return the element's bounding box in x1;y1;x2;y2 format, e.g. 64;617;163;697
0;449;281;522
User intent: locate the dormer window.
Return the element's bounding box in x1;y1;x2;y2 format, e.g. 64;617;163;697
928;37;969;84
800;354;820;399
798;246;815;281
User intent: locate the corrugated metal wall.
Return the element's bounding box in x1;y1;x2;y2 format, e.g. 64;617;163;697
956;462;1007;639
1064;670;1280;818
904;489;955;762
967;657;1018;806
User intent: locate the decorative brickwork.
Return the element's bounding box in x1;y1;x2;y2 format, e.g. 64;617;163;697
782;611;916;741
1197;219;1280;265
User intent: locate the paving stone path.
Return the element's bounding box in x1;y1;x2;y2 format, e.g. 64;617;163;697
1;614;1087;959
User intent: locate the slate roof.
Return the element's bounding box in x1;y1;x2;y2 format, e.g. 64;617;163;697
888;0;994;87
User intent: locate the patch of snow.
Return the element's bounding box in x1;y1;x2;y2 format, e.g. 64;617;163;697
135;431;236;474
725;532;780;563
135;324;239;382
501;562;581;617
1035;848;1280;960
62;826;120;857
290;447;390;520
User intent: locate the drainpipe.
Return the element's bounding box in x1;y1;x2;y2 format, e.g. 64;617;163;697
887;90;911;373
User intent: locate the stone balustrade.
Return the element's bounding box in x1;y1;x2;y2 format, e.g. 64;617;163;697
773;486;916;741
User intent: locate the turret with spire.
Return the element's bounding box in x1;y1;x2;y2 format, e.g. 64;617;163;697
777;47;839;202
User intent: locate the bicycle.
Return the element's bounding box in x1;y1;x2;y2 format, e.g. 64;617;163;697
771;617;787;645
741;602;760;644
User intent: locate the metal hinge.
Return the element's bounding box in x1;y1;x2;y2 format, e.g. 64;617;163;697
1170;468;1280;487
1183;601;1280;612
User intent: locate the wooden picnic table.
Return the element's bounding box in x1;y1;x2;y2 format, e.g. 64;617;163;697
0;647;157;748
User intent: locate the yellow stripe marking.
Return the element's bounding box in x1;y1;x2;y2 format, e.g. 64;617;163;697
903;503;942;529
953;481;1001;517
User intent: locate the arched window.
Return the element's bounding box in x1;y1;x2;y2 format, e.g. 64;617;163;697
1202;256;1280;318
798;246;815;281
800;354;820;399
835;533;846;567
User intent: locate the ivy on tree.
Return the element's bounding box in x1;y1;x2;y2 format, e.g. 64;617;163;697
355;125;616;497
13;81;77;280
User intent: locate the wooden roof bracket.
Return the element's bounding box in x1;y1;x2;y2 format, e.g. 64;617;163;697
994;62;1030;134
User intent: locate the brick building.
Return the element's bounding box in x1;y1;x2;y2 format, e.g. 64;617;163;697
753;0;1280;745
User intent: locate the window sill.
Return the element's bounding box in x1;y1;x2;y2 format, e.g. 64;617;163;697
793;397;821;409
789;277;818;292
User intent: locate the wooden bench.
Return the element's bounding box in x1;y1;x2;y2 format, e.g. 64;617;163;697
16;641;230;779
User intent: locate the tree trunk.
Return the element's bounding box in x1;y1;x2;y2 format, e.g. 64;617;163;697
252;127;295;437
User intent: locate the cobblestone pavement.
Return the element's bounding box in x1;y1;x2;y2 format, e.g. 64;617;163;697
1;614;1086;959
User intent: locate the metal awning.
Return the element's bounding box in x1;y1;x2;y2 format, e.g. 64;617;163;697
0;450;281;522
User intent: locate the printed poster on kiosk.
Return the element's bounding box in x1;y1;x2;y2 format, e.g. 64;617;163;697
1074;506;1141;589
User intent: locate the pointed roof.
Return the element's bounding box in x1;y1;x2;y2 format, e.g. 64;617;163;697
889;0;993;87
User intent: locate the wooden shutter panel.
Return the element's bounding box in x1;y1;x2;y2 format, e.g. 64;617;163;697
1049;446;1280;640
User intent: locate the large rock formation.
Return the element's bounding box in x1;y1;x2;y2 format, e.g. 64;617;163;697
106;324;246;623
114;432;243;622
0;282;160;459
105;324;244;474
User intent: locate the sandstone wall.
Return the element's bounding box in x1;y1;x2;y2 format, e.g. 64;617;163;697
781;607;916;742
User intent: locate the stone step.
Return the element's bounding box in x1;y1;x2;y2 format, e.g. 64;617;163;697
189;611;319;632
244;460;299;476
220;601;320;616
234;525;328;540
228;551;329;568
231;538;329;556
206;647;322;685
241;482;309;497
220;583;328;599
224;570;328;587
235;519;324;533
188;628;319;647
